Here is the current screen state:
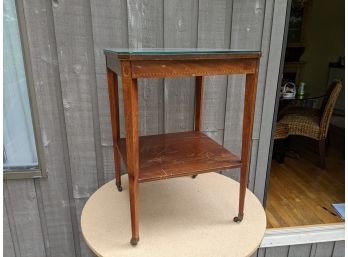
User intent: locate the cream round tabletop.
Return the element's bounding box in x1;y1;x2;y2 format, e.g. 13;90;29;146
81;173;266;257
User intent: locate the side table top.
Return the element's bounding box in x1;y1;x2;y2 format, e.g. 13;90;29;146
104;48;260;55
81;173;266;257
104;48;261;60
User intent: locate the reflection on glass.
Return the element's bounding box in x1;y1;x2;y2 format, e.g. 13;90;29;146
4;0;38;169
104;48;260;55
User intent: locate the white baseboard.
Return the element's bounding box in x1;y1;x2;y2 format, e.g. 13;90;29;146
261;223;345;248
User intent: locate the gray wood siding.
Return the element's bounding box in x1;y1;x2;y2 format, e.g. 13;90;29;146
4;0;344;256
256;241;345;257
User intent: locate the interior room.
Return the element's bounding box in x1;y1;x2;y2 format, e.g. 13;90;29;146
266;0;345;228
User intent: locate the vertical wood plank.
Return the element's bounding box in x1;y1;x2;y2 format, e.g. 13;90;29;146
163;0;198;133
33;179;51;257
51;0;99;196
310;242;335;257
265;246;289;257
247;0;276;194
223;73;245;182
332;241;345;257
225;0;265;140
204;130;224;144
5;181;46;257
223;0;265;184
288;244;312;257
253;0;289;202
127;0;164;136
258;248;266;257
251;0;274;139
198;0;232;144
4;184;21;257
22;0;79;256
248;140;259;190
51;0;100;256
4;202;17;257
89;0;128;182
85;0;105;188
230;0;265;50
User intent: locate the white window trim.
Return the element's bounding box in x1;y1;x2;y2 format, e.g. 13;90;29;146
261;223;345;247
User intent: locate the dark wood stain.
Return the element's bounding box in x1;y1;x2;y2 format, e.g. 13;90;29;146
119;131;241;182
105;51;260;245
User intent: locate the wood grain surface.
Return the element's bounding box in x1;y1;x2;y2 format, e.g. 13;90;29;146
119;131;241;182
266;139;345;228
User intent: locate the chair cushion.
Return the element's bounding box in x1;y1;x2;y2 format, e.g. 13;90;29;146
278;107;320;140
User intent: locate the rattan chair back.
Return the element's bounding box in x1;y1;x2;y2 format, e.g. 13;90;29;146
319;80;342;139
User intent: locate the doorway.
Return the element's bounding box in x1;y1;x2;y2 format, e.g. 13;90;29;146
265;0;345;228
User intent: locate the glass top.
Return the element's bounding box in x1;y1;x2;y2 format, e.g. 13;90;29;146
104;48;259;55
280;93;324;101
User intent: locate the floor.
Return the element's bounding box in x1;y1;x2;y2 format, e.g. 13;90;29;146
266;134;345;228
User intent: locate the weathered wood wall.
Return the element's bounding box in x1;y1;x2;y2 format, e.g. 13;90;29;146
4;0;344;256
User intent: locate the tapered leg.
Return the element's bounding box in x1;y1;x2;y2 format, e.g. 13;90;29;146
107;69;122;191
192;76;204;179
121;61;140;246
128;176;139;246
234;71;258;223
194;76;204;131
319;139;326;169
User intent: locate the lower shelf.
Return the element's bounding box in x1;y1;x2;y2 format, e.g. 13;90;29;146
119;131;241;182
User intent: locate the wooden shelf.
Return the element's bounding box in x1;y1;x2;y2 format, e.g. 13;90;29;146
119;131;241;183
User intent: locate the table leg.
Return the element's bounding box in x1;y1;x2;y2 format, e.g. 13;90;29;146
107;68;122;192
121;61;140;246
194;76;204;131
234;72;258;223
192;76;205;179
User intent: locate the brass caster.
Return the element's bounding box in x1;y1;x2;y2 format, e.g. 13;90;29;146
130;237;139;246
117;185;123;192
233;215;243;223
191;175;198;179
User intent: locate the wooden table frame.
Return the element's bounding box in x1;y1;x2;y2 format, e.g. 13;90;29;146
105;51;260;246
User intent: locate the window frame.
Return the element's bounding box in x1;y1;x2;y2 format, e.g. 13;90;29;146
3;0;47;180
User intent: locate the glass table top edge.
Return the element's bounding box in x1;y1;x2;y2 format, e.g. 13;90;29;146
104;48;261;55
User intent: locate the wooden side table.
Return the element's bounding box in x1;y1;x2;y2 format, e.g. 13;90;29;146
104;49;260;246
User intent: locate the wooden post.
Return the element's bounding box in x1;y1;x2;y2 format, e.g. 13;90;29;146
235;66;259;222
194;76;204;131
121;61;140;246
106;68;122;191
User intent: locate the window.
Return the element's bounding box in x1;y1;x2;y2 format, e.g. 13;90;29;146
3;0;45;179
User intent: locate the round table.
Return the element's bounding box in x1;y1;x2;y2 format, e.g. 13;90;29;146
81;173;266;257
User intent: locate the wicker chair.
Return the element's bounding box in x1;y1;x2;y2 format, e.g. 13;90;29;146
277;80;342;168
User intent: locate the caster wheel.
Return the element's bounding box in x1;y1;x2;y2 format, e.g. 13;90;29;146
117;185;123;192
191;175;197;179
233;216;243;223
130;237;139;246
